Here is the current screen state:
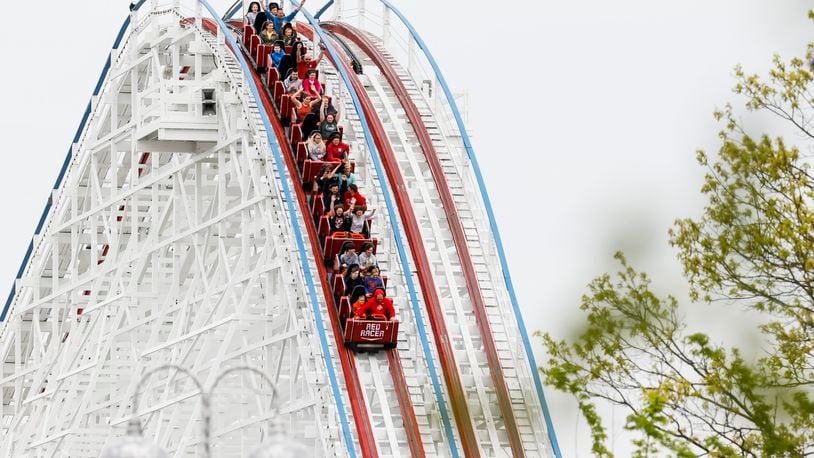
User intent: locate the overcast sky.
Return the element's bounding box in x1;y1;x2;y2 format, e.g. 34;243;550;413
0;1;811;456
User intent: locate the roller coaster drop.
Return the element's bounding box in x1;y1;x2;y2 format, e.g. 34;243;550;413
0;1;561;456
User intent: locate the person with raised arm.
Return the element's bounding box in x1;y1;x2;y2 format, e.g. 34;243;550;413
316;163;343;194
342;184;367;211
253;2;276;34
350;206;376;239
319;112;339;140
328;204;351;235
259;0;305;35
298;49;324;83
290;90;321;123
322;182;343;215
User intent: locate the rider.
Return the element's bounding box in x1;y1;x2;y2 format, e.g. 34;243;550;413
354;289;395;320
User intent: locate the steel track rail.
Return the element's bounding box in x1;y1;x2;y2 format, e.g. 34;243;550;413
234;41;378;458
229;19;425;458
195;10;359;456
324;21;528;456
294;24;481;457
372;1;563;454
289;5;462;456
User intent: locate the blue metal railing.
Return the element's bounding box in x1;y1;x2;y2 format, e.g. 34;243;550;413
290;2;461;456
375;1;563;455
224;0;242;21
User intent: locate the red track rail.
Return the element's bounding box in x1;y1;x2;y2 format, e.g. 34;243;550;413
243;54;379;458
386;350;425;456
200;19;380;456
323;23;526;456
210;19;427;457
295;25;481;456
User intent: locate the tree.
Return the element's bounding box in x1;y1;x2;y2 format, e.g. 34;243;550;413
540;13;814;458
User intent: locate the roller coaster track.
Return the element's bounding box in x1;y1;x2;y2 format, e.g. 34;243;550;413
323;21;529;456
229;16;441;457
228;2;561;455
294;22;481;456
0;0;561;455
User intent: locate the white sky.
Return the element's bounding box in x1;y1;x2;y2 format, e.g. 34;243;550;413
0;1;811;456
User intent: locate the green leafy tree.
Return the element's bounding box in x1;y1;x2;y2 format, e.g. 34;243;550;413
541;13;814;457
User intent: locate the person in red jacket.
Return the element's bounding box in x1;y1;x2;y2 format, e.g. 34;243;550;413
326;132;350;162
354;289;395;320
342;184;366;211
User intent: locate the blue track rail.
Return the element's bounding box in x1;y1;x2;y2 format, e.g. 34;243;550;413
375;1;563;455
196;2;357;456
289;2;462;456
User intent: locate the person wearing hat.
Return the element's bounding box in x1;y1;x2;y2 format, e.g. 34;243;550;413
354;288;395;321
326;131;350;162
297;49;323;82
269;40;286;68
259;20;278;45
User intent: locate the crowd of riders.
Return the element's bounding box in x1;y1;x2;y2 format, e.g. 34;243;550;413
246;2;396;323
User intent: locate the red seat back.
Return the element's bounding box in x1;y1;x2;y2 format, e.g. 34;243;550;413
243;25;254;48
250;35;260;57
317;215;329;238
256;44;270;68
273;81;285;107
290;124;302;149
338;296;351;322
267;67;280;87
333;273;345;296
297;142;307;168
323;236;377;261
